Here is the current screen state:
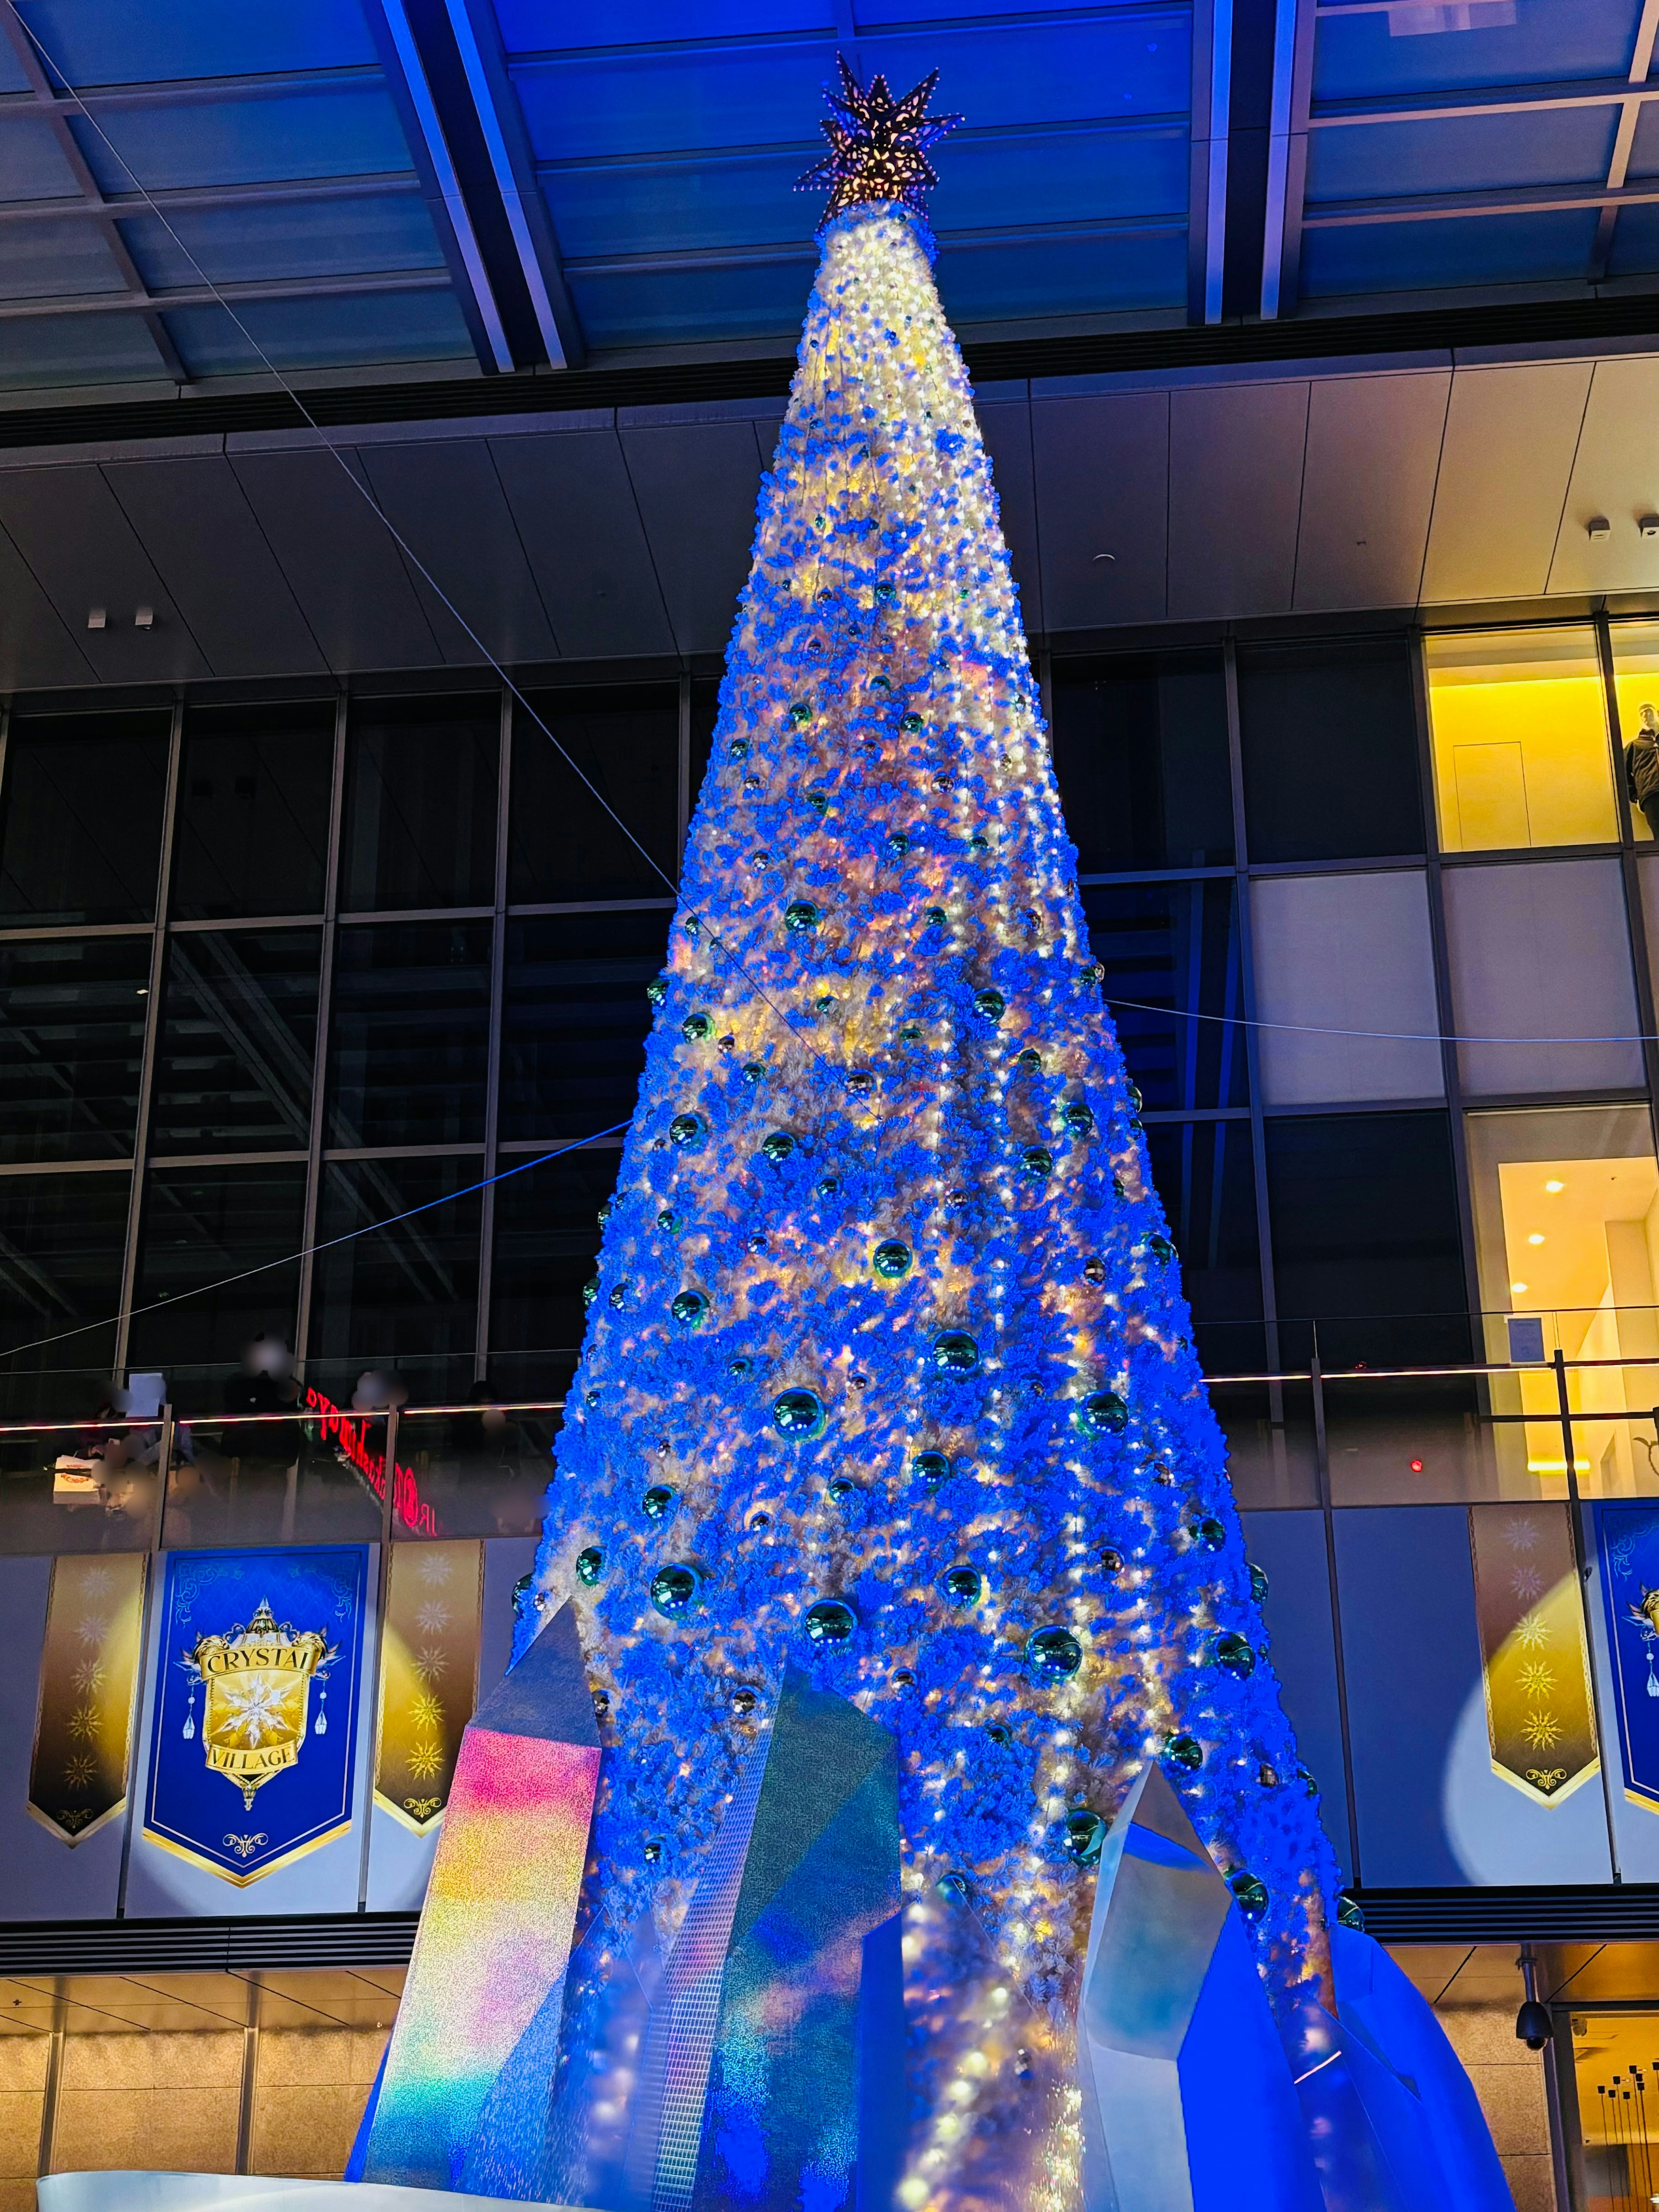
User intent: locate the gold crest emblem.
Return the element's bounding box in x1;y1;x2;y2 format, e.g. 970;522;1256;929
183;1598;337;1811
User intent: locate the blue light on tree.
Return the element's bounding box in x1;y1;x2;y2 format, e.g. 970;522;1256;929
521;69;1342;2212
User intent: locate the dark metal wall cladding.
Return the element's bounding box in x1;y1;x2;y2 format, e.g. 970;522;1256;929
0;289;1656;458
4;1889;1659;1970
0;1913;419;1976
1354;1887;1659;1943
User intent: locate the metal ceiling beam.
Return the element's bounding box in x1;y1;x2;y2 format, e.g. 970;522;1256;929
1303;176;1659;225
0;173;423;224
0;267;451;321
1589;0;1659;284
0;0;186;384
1188;0;1233;321
561;212;1188;282
0;66;383;115
446;0;581;368
1310;74;1657;124
1261;0;1316;315
372;0;514;373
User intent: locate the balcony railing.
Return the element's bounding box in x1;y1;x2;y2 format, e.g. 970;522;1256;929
8;1309;1659;1554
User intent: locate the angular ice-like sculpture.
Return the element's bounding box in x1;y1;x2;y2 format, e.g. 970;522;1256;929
622;1669;902;2212
1078;1762;1325;2212
355;1602;601;2191
1330;1923;1513;2212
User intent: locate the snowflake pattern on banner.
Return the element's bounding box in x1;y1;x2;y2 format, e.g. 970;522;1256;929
521;195;1340;2212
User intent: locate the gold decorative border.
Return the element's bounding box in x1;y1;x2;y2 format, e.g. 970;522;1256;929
29;1554;147;1846
373;1540;483;1834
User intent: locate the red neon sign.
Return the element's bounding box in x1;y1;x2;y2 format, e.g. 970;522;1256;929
303;1385;438;1537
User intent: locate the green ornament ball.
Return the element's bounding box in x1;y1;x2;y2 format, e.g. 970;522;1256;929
804;1597;857;1645
575;1545;604;1586
1213;1630;1256;1678
650;1563;699;1616
1026;1626;1083;1680
933;1331;980;1375
1076;1390;1128;1437
773;1388;826;1438
1063;1809;1106;1866
872;1239;912;1279
1229;1869;1269;1920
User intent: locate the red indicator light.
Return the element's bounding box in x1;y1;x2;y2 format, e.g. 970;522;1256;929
1409;1459;1424;1473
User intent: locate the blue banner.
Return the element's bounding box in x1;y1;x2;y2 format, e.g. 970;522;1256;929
1597;1503;1659;1812
143;1547;368;1883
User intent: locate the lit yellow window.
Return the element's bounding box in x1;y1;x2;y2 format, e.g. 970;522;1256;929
1425;628;1616;854
1609;620;1659;843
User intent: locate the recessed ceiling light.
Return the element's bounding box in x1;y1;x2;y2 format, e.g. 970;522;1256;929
1527;1232;1545;1245
1545;1179;1564;1192
1512;1281;1529;1294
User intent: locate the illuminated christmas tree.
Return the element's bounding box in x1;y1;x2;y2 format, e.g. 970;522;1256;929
521;59;1351;2212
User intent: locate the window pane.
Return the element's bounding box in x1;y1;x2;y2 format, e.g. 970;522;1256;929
327;920;492;1150
1248;871;1442;1107
1238;638;1422;864
308;1156;482;1406
0;1170;128;1421
509;685;678;904
172;701;335;918
1051;652;1233;870
1144;1119;1263;1372
1427;627;1615;853
1443;856;1641;1098
1609;620;1659;845
490;1146;621;1400
1465;1106;1659;1497
128;1162;306;1416
150;930;321;1156
0;936;149;1163
1084;880;1246;1111
1264;1109;1468;1367
501;908;670;1142
0;712;169;925
340;696;499;911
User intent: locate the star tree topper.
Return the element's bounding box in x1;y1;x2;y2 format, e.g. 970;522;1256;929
799;55;962;222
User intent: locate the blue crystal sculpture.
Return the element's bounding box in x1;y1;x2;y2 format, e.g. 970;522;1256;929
1078;1762;1325;2212
617;1670;903;2212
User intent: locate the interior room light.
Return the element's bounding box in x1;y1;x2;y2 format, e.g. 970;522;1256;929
1512;1281;1529;1294
1528;1233;1545;1245
1545;1180;1564;1192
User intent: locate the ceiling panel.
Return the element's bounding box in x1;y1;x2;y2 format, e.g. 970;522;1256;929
0;463;210;682
617;416;768;656
102;454;327;677
487;426;676;661
1029;390;1169;628
1421;360;1591;602
357;441;559;667
1168;381;1309;620
1546;356;1659;594
229;444;444;672
1292;370;1449;613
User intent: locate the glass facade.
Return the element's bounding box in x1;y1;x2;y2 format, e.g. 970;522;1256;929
0;620;1648;1493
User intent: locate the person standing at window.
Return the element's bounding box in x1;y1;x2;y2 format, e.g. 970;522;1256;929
1627;701;1659;837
